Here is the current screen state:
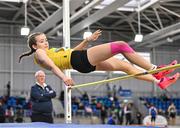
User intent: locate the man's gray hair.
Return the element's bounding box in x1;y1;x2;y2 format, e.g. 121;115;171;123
35;70;45;77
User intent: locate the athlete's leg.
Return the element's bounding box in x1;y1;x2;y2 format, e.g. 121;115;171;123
95;57;157;82
109;41;178;78
87;41;177;80
87;41;154;70
110;41;154;70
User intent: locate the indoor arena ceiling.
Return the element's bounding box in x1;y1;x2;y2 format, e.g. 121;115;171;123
0;0;180;50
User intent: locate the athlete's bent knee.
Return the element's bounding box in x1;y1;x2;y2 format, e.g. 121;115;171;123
110;41;134;54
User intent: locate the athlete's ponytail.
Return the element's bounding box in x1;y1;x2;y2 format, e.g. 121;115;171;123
18;32;44;63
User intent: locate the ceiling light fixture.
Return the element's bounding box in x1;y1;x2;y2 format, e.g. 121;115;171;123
21;0;30;36
83;31;92;39
134;0;143;42
83;11;92;39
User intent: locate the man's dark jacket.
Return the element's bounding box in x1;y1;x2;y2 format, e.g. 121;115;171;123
30;84;56;114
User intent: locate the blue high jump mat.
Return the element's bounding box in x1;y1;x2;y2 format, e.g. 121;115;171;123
0;123;163;128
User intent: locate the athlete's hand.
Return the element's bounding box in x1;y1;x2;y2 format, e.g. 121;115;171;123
86;29;102;41
62;76;74;87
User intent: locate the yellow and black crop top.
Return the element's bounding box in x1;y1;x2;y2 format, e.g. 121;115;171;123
34;47;73;70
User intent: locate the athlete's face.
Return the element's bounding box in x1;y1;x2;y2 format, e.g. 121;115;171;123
33;34;49;50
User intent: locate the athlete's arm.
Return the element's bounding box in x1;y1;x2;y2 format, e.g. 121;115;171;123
73;29;102;50
35;49;74;86
73;38;89;51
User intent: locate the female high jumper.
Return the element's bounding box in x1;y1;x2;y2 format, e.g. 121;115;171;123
19;30;179;89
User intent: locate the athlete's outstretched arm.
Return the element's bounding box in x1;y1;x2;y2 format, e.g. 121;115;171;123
35;49;74;86
73;29;102;50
